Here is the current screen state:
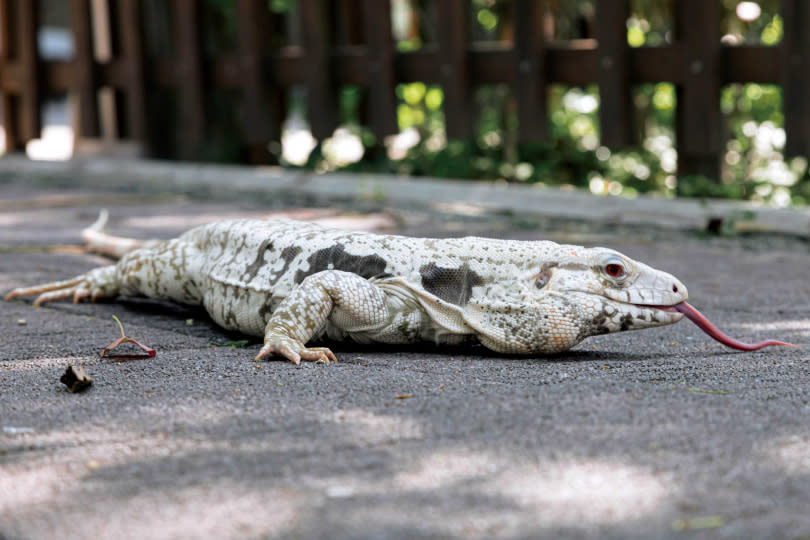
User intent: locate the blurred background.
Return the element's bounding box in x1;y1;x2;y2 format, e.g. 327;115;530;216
1;0;807;206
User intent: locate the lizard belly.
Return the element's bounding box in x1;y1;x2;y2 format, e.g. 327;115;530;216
200;279;278;337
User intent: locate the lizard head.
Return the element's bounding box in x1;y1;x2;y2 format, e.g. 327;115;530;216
501;246;794;353
547;247;688;336
465;246;688;354
433;241;794;355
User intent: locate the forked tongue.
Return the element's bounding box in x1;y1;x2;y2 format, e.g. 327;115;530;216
672;301;797;351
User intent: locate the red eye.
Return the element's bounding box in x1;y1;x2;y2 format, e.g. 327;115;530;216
605;263;625;278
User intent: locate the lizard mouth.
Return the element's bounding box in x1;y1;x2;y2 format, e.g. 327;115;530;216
643;301;796;352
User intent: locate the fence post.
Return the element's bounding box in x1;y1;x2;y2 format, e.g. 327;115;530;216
0;0;41;151
437;0;472;139
172;0;205;160
596;0;633;148
69;0;100;140
299;0;338;141
363;0;398;143
513;0;547;143
675;0;721;181
781;0;810;159
236;0;280;164
116;0;147;143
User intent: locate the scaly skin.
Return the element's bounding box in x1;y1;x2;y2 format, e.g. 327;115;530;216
6;216;695;364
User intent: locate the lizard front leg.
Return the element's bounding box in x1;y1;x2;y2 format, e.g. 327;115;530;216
255;270;390;365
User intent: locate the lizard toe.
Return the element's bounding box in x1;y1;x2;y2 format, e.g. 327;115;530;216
33;288;79;307
299;347;338;364
255;342;302;365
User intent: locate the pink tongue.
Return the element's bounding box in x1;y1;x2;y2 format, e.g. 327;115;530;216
671;301;796;351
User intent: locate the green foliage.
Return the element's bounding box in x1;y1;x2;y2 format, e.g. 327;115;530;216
193;0;805;207
268;0;295;14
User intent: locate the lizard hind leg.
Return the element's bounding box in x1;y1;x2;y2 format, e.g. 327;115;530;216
5;266;121;307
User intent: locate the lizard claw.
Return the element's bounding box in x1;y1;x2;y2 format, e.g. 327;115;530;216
255;340;337;365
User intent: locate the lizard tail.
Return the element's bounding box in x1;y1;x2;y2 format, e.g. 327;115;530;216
81;210;159;258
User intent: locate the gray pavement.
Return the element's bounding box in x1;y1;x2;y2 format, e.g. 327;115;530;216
1;161;809;540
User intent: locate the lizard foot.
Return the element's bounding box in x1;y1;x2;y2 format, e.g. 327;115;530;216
4;267;119;307
254;336;337;365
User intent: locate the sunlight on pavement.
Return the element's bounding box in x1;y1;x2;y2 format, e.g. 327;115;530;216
767;436;810;473
329;408;424;444
488;460;675;525
737;319;810;333
394;450;499;490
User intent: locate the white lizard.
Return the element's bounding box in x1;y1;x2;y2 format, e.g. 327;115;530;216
5;212;794;364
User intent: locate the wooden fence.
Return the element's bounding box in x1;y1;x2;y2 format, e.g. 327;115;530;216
0;0;808;180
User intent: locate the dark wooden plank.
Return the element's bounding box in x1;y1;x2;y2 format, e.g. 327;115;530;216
781;0;810;157
236;0;280;163
724;46;779;84
675;0;721;179
115;0;147;141
0;0;19;150
513;0;547;142
363;0;397;138
631;46;682;83
299;0;337;140
69;0;99;139
172;0;205;159
336;0;364;45
436;0;472;139
546;42;599;86
596;0;632;147
199;43;782;93
13;0;40;146
42;61;73;91
0;0;20;150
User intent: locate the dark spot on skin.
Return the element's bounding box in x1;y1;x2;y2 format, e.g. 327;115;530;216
243;242;302;285
620;313;634;331
280;246;303;265
587;313;610;336
242;239;275;281
419;262;484;306
294;244;389;284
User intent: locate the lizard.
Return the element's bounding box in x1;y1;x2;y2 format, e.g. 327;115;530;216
4;211;795;364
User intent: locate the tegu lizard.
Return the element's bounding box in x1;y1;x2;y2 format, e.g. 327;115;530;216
5;212;794;364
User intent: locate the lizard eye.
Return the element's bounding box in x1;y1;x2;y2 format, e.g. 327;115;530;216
605;263;624;278
601;256;628;280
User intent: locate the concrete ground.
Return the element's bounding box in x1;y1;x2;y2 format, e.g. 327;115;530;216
1;161;809;540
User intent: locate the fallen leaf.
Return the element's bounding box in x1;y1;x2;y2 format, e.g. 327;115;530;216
395;394;412;399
